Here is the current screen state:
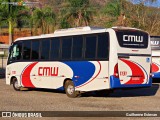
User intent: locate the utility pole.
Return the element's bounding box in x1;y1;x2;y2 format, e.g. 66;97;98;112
8;0;11;45
8;0;13;45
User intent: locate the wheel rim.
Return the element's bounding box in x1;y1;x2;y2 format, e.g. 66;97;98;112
14;80;20;89
67;85;74;95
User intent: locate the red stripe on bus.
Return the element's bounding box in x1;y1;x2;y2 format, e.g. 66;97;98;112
21;62;38;88
120;59;145;84
152;63;159;72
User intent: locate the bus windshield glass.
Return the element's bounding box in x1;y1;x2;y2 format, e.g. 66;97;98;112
115;30;148;48
150;36;160;50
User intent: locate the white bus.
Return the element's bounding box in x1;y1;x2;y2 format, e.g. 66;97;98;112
151;36;160;79
6;26;152;98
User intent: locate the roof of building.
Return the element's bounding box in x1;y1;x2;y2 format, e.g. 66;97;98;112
0;44;10;49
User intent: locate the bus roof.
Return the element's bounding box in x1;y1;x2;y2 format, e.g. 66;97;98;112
14;26;145;42
15;26;106;42
112;26;145;32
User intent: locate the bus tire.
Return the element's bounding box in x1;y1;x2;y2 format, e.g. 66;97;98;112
12;78;21;91
64;80;80;98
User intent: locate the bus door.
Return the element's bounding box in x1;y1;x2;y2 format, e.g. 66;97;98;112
7;42;23;75
116;30;150;85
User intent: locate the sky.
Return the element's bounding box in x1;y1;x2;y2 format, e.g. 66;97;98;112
146;0;160;7
131;0;160;7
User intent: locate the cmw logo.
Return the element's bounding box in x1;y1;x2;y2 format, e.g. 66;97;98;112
151;41;159;45
123;35;143;42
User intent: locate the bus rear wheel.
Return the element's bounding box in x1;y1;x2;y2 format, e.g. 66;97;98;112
64;80;80;98
12;78;21;91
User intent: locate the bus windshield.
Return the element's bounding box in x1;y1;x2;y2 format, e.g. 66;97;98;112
151;36;160;50
115;30;148;48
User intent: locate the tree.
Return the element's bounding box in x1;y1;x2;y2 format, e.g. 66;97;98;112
102;0;158;27
32;7;56;34
128;0;159;30
102;0;128;27
60;0;94;28
0;0;28;45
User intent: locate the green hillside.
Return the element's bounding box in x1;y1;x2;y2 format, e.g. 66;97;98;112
0;0;160;44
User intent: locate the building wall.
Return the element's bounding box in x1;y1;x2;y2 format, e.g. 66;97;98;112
0;30;31;44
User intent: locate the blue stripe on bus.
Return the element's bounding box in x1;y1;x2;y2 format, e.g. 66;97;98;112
152;72;160;78
63;61;95;87
110;75;152;88
57;86;64;91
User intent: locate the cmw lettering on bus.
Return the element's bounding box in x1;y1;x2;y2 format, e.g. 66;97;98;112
123;35;143;42
38;67;59;76
151;41;159;45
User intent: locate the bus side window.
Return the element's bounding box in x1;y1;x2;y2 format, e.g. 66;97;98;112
41;39;50;60
72;35;83;59
97;33;109;60
61;37;72;60
9;42;22;62
85;35;97;59
31;40;40;60
50;38;60;60
23;41;31;60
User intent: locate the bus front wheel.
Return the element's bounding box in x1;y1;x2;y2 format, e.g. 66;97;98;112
12;78;21;91
64;80;80;98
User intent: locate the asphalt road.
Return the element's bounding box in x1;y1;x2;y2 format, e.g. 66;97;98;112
0;78;160;120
